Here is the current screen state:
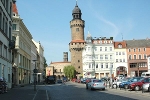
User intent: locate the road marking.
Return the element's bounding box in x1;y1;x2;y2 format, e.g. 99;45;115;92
32;90;39;100
46;90;49;100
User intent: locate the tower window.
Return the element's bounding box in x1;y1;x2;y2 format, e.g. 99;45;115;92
76;28;79;31
78;60;80;62
78;66;80;69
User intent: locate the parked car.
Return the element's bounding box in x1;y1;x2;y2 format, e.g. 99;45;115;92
119;77;143;89
86;79;105;90
81;78;86;84
56;79;63;84
129;77;150;91
142;83;150;92
113;77;131;88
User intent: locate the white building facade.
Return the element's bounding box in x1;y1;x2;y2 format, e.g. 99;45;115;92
12;1;33;86
32;40;44;82
83;33;115;79
0;0;13;88
114;41;128;77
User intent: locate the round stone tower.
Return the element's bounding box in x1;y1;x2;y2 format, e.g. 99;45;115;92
69;2;85;75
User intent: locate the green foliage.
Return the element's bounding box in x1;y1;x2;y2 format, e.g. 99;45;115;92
63;65;75;79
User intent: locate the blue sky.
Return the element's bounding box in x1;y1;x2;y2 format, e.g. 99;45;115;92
16;0;150;65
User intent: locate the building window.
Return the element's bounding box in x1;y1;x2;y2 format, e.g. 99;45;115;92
76;28;79;31
116;52;118;55
105;47;107;51
118;44;122;48
106;63;108;68
100;47;102;51
129;55;131;60
123;59;125;62
138;48;140;52
128;49;131;52
144;54;147;59
134;48;136;52
96;64;98;68
100;55;103;60
12;24;17;30
122;52;125;55
0;43;2;56
78;60;80;62
116;59;118;62
101;63;103;68
105;55;108;60
120;59;122;62
78;66;80;69
110;63;113;68
139;55;141;59
134;55;136;59
110;47;112;51
4;46;7;59
119;52;121;55
110;55;112;59
89;63;91;68
95;47;97;51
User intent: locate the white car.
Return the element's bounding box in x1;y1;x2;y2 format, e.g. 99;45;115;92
86;79;105;90
142;83;150;92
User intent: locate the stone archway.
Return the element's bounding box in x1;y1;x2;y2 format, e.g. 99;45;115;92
116;66;127;77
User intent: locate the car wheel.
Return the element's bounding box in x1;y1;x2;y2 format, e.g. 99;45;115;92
124;85;128;89
135;86;140;91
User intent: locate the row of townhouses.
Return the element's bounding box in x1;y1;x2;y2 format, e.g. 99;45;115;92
0;0;45;89
83;33;150;79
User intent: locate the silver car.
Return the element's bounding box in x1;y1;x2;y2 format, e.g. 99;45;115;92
86;79;105;90
142;83;150;92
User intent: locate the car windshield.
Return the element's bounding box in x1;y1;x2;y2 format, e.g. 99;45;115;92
137;77;144;82
123;78;131;81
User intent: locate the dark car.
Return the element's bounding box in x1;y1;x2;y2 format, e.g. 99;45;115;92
46;76;56;84
57;79;63;83
119;77;143;89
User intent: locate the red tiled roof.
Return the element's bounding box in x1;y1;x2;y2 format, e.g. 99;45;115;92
114;41;126;48
12;2;18;14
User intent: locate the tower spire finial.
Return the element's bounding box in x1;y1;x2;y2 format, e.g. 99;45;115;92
76;0;78;6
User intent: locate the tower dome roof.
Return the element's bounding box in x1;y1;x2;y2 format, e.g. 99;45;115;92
72;4;81;14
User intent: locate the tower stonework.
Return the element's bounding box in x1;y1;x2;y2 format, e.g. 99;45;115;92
69;2;85;75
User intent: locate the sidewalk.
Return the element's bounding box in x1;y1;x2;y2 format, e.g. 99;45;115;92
0;84;49;100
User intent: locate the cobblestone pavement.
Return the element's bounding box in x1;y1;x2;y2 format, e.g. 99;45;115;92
0;82;150;100
47;82;150;100
0;85;49;100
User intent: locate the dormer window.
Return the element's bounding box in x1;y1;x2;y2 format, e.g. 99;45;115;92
118;44;122;48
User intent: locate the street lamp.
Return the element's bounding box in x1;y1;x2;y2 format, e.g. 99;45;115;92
33;60;38;91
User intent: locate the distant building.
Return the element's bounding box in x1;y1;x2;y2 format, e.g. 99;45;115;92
47;52;71;80
69;2;85;76
125;39;150;77
82;32;115;79
114;41;128;77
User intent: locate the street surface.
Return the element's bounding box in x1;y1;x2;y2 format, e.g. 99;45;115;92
0;81;150;100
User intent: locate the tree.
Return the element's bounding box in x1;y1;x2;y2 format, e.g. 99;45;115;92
63;65;75;80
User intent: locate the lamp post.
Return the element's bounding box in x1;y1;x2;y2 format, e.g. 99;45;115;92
33;60;38;91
